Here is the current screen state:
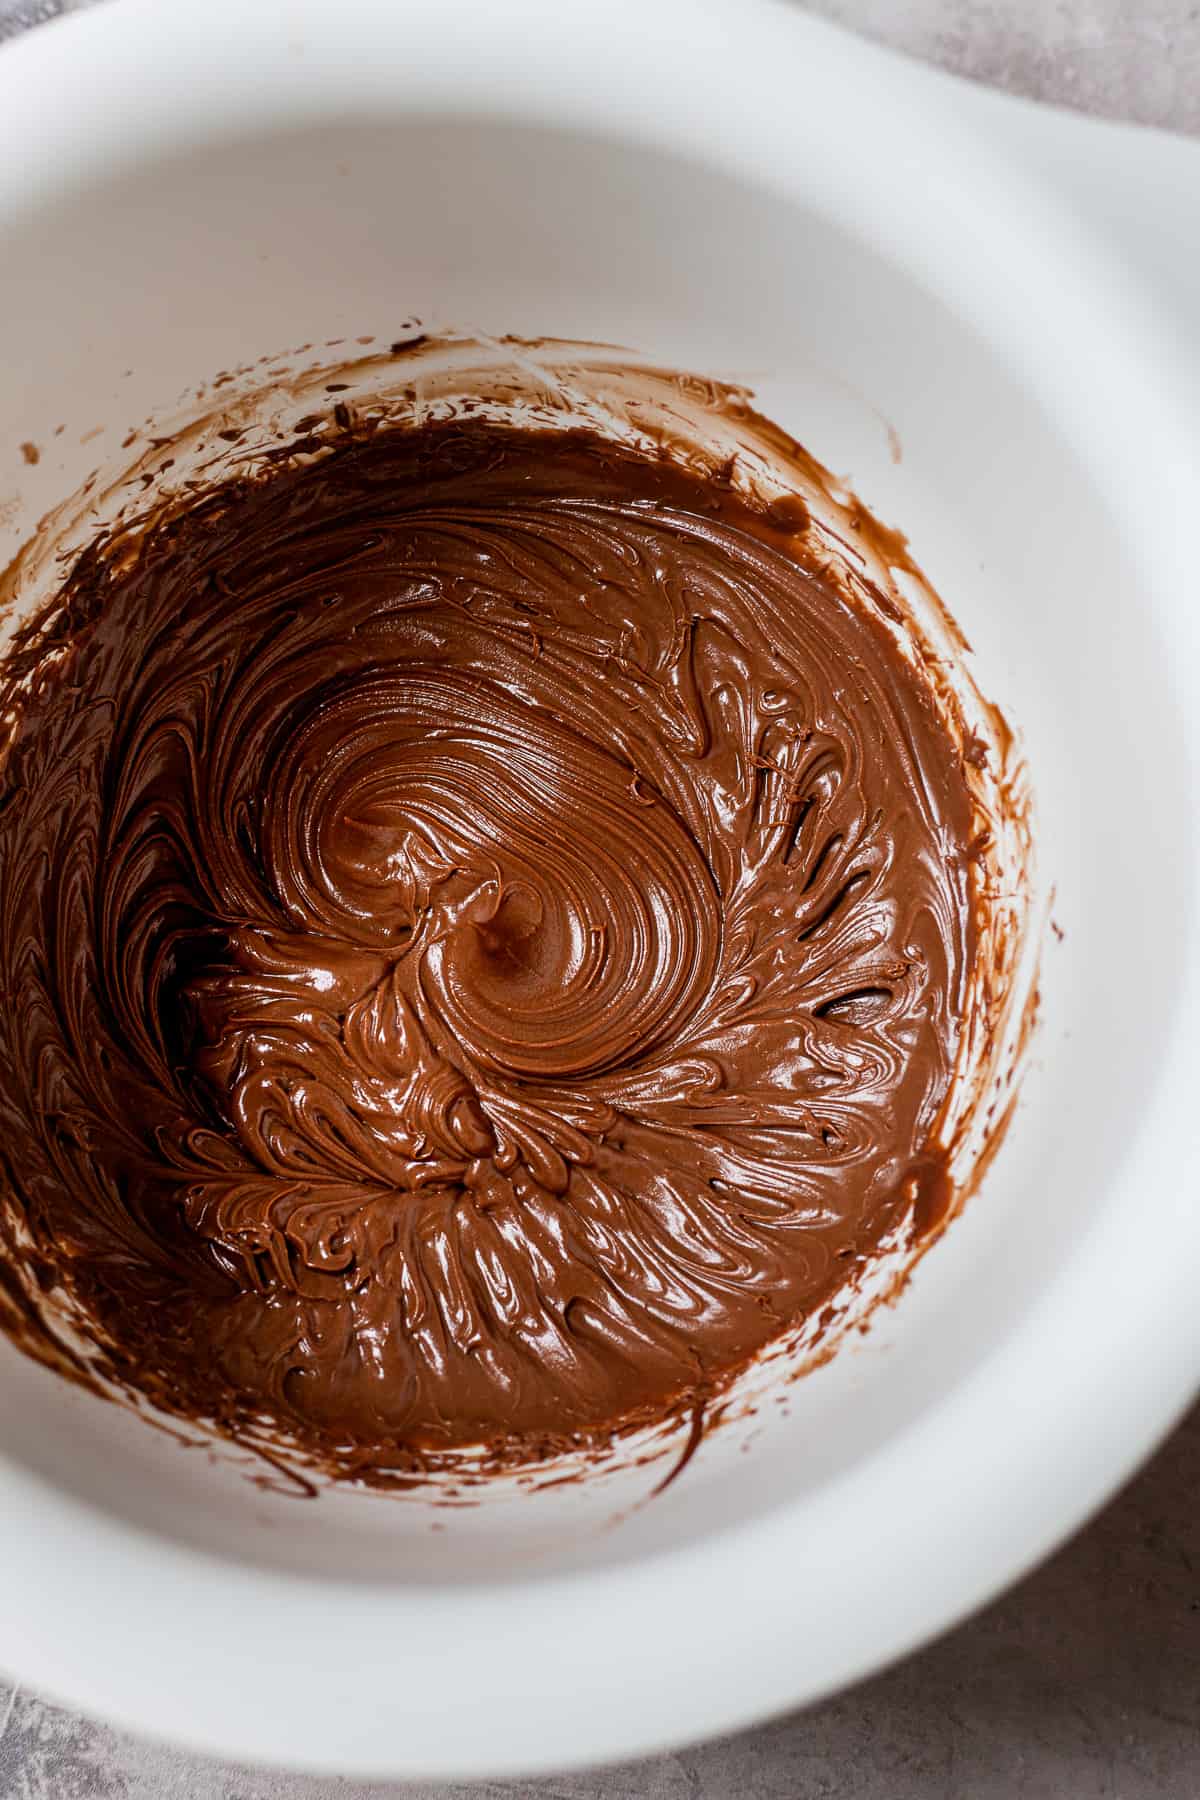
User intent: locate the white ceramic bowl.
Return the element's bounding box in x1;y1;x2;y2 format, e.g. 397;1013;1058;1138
0;0;1197;1780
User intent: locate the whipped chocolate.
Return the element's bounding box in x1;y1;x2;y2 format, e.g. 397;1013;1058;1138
0;419;978;1476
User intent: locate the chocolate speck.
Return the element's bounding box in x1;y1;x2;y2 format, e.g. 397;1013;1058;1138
766;493;809;533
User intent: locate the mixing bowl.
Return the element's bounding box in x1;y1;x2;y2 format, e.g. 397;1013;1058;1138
0;0;1197;1779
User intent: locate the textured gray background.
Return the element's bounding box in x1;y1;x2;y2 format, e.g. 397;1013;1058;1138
1;1;1199;1794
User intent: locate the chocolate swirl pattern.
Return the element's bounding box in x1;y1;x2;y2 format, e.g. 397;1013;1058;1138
0;422;977;1471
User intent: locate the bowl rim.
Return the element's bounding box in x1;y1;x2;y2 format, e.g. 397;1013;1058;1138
0;0;1198;1778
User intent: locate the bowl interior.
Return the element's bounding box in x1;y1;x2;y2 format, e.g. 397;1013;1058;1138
0;109;1180;1574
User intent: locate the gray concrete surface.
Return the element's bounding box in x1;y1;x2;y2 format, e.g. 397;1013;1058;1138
1;2;1198;1794
808;0;1200;130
